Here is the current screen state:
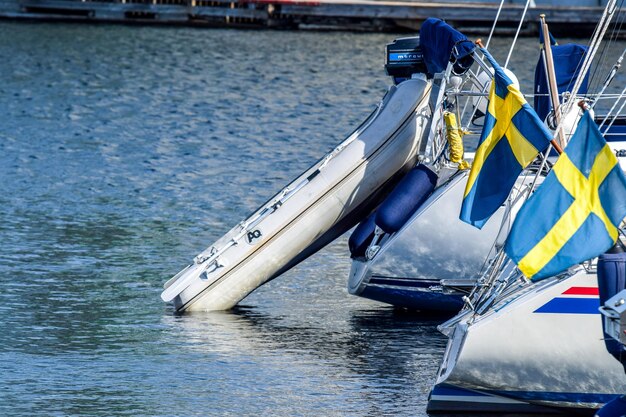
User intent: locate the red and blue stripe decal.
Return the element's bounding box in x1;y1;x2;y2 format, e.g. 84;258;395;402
534;287;600;314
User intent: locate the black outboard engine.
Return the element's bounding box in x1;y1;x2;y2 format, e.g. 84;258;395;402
385;36;427;85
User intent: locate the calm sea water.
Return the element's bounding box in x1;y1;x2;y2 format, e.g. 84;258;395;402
1;22;624;416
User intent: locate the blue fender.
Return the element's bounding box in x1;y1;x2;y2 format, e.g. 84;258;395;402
375;164;437;234
348;212;377;259
596;395;626;417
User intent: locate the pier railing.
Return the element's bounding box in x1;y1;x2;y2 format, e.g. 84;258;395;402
2;0;623;34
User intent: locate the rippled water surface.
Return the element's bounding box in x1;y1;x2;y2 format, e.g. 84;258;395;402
1;22;625;416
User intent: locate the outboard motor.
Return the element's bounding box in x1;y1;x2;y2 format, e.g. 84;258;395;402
385;36;427;85
384;18;477;84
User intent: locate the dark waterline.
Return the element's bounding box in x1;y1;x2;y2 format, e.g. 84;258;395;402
1;22;625;416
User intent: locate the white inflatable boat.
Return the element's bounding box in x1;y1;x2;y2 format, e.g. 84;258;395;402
162;75;432;312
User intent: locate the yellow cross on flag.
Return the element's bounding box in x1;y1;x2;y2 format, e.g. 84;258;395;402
505;111;626;281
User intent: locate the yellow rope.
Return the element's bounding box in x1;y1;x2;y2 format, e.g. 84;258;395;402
444;111;470;170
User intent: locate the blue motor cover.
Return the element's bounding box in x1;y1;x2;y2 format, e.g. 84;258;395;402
375;164;438;234
419;18;475;76
598;248;626;370
348;212;377;259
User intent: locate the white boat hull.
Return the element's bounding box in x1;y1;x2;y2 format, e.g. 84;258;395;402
163;78;432;312
429;270;626;413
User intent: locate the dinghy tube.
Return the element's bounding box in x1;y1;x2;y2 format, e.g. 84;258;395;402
162;76;432;312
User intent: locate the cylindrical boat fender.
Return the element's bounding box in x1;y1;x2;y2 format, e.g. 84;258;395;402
597;246;626;368
348;212;377;259
374;164;438;234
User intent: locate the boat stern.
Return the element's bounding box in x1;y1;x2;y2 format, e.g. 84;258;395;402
428;271;626;414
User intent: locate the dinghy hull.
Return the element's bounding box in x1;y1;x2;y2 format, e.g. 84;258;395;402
162;77;432;312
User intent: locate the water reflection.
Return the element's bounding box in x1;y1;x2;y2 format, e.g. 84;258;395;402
165;306;446;415
4;21;620;417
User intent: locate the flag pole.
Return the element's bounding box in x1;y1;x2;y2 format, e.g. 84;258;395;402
474;38;563;154
539;14;566;151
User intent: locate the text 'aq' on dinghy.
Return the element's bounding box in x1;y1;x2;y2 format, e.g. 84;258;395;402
161;43;433;312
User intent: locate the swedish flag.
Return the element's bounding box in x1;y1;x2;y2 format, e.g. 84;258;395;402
460;49;552;228
505;111;626;281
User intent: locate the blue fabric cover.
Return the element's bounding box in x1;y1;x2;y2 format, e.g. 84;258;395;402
598;251;626;308
348;212;377;258
598;250;626;370
534;43;588;121
596;395;626;417
375;165;437;234
419;18;475;75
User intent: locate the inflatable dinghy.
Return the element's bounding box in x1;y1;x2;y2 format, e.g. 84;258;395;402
162;75;432;311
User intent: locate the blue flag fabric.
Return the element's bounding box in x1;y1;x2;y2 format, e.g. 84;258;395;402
459;49;552;229
505;111;626;281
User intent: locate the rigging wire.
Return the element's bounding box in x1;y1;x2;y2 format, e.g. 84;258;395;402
549;0;619;141
485;0;505;49
599;84;626;128
567;0;618;103
504;0;533;69
586;0;626;99
604;94;626;131
591;47;626;111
